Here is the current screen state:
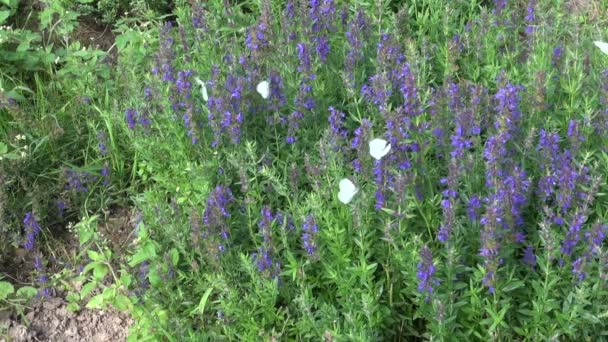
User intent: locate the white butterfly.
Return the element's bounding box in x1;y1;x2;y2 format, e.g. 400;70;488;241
256;80;270;99
369;138;391;160
194;77;209;101
594;41;608;55
338;178;358;204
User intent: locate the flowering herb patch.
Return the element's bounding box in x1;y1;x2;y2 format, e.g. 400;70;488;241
2;0;608;340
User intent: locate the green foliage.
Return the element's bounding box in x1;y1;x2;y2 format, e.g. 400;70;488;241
78;0;170;24
2;0;608;340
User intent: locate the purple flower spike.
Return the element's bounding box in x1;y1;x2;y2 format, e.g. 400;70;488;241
23;212;41;250
417;246;437;301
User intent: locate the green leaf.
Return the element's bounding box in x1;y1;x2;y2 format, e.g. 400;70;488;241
80;282;97;299
170;248;179;266
82;261;101;275
503;281;525;292
16;286;38;299
93;264;109;280
76;217;98;246
128;241;156;267
66;292;80;303
0;281;15;300
87;250;103;262
67;302;80;312
119;274;132;288
0;142;8;155
113;294;132;311
148;268;161;287
16;40;31;52
191;287;213;317
0;11;10;25
102;287;114;301
86;294;104;309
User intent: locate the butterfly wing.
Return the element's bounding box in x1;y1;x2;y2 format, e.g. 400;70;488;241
338;178;357;204
195;77;209;101
594;41;608;55
369;139;391;160
256;81;270;99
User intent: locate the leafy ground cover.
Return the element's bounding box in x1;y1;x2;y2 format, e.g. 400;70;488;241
1;0;608;340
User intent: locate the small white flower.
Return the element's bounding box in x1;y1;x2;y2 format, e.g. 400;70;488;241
338;178;358;204
369;138;391;160
256;80;270;99
594;41;608;55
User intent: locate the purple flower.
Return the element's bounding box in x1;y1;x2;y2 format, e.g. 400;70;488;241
268;71;286;111
328;106;347;149
202;185;235;256
302;215;318;256
191;3;208;30
258;205;274;244
344;10;370;88
56;201;66;218
125;108;137;130
309;0;336;34
297;42;312;73
572;257;586;281
585;223;607;256
467;195;481;221
97;131;108;156
23;212;41;250
315;36;330;63
480;198;502;293
351;119;373;172
101;162;110;187
522;245;536;268
254;206;281;276
64;169;97;193
552;46;563;66
438;198;455;243
417;246;437;300
286;110;304;144
525;0;536;35
561;212;586;256
246;21;269;54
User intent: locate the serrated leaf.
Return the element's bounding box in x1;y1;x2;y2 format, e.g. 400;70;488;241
86;293;104;309
16;286;37;299
0;281;15;300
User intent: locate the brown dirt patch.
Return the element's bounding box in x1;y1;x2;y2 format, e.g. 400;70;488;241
0;296;133;342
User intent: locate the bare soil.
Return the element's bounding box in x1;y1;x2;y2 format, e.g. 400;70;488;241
0;296;132;342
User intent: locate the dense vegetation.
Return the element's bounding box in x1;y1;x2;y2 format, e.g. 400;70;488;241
1;0;608;340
